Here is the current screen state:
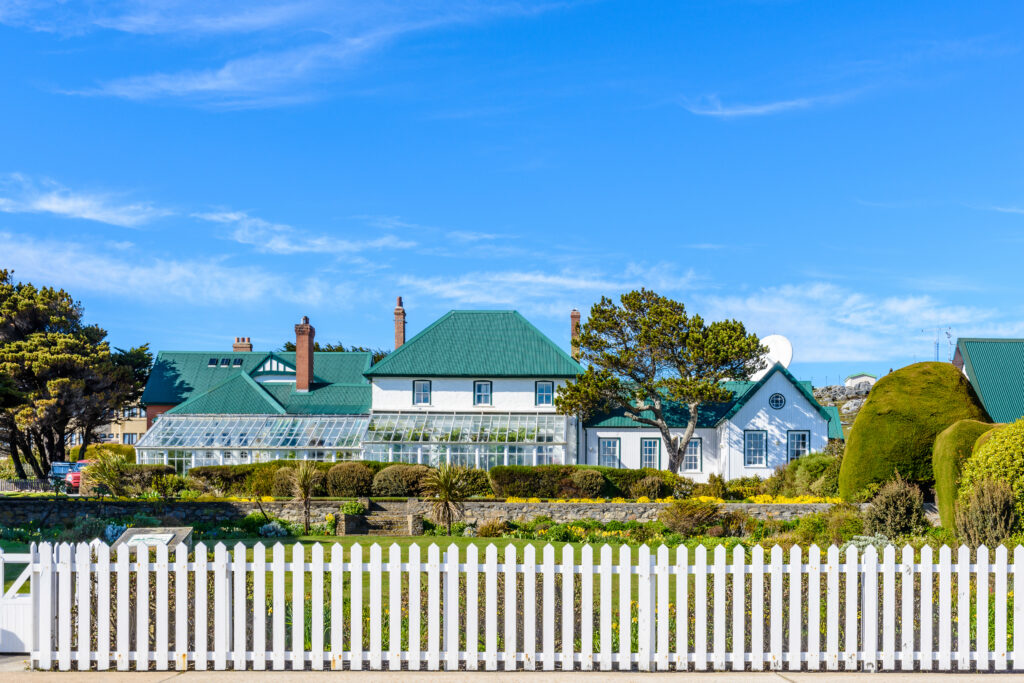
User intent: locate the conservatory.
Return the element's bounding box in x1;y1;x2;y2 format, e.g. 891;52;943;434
361;412;574;469
135;414;369;474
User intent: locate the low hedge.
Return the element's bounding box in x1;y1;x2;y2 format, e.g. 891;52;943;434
487;465;680;499
188;461;393;497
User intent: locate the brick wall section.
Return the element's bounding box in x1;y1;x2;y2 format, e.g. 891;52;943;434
0;498;871;530
144;404;175;429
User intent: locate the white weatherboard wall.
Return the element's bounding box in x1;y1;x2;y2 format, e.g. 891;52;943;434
370;378;566;412
583;427;720;483
721;371;829;480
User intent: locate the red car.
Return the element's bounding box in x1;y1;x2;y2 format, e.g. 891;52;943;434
64;460;95;492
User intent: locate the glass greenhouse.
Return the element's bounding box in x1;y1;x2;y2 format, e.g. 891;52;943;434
135;414;369;474
362;412;574;469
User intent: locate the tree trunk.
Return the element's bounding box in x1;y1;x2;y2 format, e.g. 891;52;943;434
663;403;700;473
5;422;28;479
18;431;45;480
77;426;93;462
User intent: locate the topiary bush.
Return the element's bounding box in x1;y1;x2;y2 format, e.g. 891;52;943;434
932;419;998;529
569;469;605;498
271;468;296;498
955;478;1018;547
487;465;679;499
325;462;374;497
371;464;430;497
863;475;926;538
838;362;989;500
630;475;666;500
959;418;1024;520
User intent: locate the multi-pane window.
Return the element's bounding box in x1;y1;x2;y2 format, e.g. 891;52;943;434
640;438;659;469
788;431;809;461
473;381;492;406
507;446;527;466
744;431;767;467
682;438;702;472
535;381;554;406
599;438;620;468
413;380;431;405
123;433;138;445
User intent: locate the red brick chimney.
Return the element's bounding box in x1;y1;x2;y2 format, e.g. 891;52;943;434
294;316;315;392
394;297;406;350
232;336;253;352
570;309;581;360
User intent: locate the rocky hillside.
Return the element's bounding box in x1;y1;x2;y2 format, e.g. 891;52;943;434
813;383;872;436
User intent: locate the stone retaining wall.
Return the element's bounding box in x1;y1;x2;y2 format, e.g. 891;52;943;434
0;497;865;530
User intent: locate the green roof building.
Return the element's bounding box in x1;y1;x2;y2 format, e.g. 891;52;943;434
953;338;1024;423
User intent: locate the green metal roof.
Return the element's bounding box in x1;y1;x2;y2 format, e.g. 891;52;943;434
142;349;372;415
365;310;583;378
956;338;1024;423
585;363;838;434
823;405;845;440
167;373;285;416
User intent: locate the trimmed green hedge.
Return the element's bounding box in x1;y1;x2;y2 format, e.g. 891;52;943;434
838;362;990;500
487;464;680;499
959;418;1024;520
188;461;394;497
932;419;997;529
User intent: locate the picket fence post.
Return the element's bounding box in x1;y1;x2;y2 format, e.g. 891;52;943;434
27;539;1024;674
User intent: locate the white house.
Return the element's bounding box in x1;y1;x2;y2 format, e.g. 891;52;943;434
844;372;877;390
137;300;841;479
583;364;842;483
360;302;583;469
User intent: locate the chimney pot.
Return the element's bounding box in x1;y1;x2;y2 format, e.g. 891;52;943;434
394;296;407;350
232;336;253;353
295;316;315;392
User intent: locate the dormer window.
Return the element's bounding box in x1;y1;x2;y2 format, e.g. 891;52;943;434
233;358;243;367
208;358;218;367
219;358;231;366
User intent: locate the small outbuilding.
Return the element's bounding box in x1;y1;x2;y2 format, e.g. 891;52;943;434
844;373;877;390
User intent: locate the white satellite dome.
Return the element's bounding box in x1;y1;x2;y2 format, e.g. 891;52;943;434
750;334;793;381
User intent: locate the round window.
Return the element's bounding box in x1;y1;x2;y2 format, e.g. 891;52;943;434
769;393;786;410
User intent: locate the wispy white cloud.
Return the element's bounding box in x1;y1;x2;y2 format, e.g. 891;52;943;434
0;230;345;307
195;210;418;254
40;2;570;107
398;265;700;317
0;173;171;227
682;90;863;118
447;230;503;242
985;205;1024;215
698;282;994;362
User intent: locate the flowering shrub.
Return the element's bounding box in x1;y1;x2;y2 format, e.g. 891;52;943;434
747;494;841;504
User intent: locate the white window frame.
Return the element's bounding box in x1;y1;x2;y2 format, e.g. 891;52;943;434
598;438;620;468
787;430;810;461
744;430;767;467
535;381;554;406
640;438;660;469
682;437;702;473
473;380;492;406
413;380;432;406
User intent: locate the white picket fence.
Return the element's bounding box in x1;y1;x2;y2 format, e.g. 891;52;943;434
9;541;1024;671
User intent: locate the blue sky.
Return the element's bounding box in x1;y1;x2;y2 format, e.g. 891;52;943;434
1;1;1022;386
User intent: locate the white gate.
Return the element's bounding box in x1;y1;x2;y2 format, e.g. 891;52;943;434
0;549;35;654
